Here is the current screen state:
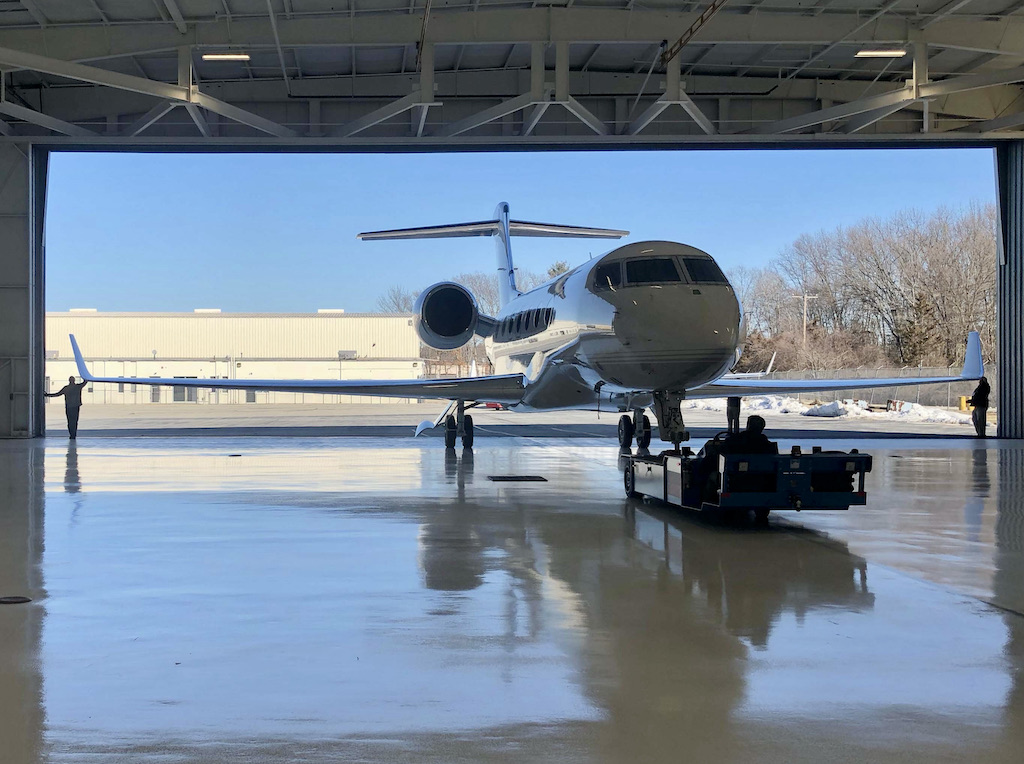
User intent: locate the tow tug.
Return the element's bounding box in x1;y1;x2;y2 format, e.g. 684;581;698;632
622;434;872;523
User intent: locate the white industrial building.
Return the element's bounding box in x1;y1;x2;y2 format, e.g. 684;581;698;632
45;311;422;405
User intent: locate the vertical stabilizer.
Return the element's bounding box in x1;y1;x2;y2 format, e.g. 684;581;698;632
494;202;520;308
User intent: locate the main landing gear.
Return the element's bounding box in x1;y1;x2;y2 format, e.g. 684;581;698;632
444;400;474;449
617;410;653;450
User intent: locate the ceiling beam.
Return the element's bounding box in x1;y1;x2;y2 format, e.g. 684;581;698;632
0;44;296;137
838;101;912;133
754;87;916;133
123;101;176;135
756;64;1024;133
19;0;47;28
192;92;296;136
335;90;437;136
0;44;188;101
183;102;212;136
564;95;609;135
0;10;1009;64
919;0;977;29
440;91;536;137
162;0;188;34
0;117;12;135
0;100;95;136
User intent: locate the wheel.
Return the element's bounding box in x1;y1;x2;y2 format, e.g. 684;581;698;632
618;415;635;448
636;415;652;449
624;464;640;498
462;415;474;449
444;415;457;448
754;508;770;524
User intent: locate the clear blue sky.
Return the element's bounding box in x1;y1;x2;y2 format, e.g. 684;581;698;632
46;149;996;313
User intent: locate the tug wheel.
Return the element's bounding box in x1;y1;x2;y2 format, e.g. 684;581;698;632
624;465;640;499
754;508;770;524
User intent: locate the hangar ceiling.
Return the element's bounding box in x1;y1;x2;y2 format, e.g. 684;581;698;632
0;0;1023;146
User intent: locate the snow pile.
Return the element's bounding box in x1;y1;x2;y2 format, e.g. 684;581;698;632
684;395;972;426
802;401;845;417
682;396;808;415
888;402;972;425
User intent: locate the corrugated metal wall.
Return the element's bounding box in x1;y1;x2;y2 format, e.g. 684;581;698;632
46;313;419;361
997;143;1023;439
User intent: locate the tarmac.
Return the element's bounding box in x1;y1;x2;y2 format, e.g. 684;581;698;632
1;404;1019;762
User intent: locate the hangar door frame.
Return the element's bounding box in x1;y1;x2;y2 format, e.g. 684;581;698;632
5;139;1022;438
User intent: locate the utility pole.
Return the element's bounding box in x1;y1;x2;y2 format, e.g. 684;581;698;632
792;292;819;347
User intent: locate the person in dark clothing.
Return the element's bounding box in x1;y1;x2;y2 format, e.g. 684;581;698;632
726;396;741;434
969;377;990;438
45;376;87;438
724;415;778;455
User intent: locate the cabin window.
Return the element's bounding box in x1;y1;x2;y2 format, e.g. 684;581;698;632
625;258;681;285
682;257;728;284
594;262;622;291
515;314;523;335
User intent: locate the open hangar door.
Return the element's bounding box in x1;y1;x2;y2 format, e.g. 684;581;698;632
1;1;1024;437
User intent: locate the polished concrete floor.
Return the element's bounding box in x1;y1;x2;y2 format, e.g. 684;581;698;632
2;433;1023;762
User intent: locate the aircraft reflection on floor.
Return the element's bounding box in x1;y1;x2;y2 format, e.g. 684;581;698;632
623;503;873;648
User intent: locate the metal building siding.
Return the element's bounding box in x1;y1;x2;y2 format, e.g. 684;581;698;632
997;143;1024;439
46;314;419;360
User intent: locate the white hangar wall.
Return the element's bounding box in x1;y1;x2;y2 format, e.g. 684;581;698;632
45;311;424;405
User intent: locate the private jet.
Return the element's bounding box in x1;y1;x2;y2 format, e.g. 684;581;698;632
70;202;983;448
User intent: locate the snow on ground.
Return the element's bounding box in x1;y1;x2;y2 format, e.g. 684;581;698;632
682;396;973;427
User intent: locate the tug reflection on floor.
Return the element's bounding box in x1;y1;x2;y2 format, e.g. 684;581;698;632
0;437;1022;763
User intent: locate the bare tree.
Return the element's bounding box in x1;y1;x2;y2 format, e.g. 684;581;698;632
376;285;418;313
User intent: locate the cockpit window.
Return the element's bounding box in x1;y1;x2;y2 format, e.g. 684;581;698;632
594;262;622;291
625;258;682;285
682;257;728;284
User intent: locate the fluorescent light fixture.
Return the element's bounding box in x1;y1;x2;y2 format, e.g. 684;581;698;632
201;53;251;61
854;48;908;58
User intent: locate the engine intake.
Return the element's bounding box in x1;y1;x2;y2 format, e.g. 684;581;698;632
414;282;480;350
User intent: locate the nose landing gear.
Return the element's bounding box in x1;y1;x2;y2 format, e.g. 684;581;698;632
444;400;475;449
617;410;653;450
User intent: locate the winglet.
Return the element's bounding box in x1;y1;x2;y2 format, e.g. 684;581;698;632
69;334;95;381
962;331;983;379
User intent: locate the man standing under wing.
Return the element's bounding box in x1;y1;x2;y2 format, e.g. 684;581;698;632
46;376;88;439
969;376;991;438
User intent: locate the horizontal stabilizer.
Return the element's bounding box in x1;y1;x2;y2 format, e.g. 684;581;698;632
358;219;627;240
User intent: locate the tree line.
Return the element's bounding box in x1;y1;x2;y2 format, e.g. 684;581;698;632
729;204;997;372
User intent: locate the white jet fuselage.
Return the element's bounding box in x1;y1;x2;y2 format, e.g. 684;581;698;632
484;241;743;411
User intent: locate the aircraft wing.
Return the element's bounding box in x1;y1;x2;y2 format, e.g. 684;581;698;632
69;335;526;405
688;332;983;399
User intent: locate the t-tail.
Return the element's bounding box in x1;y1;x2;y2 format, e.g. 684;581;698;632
357;202;629;309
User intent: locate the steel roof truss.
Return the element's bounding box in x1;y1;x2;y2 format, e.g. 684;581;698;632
122;100;176;135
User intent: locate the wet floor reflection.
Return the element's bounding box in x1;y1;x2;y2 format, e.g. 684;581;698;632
0;444;45;764
1;439;1023;761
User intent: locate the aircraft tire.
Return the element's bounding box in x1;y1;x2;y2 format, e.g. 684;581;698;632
462;415;474;449
636;415;652;449
618;415;634;448
444;415;458;448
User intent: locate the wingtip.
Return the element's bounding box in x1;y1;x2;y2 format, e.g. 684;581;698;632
69;334;94;381
962;331;984;379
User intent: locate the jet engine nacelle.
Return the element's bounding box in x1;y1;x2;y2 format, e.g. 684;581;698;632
414;281;481;350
